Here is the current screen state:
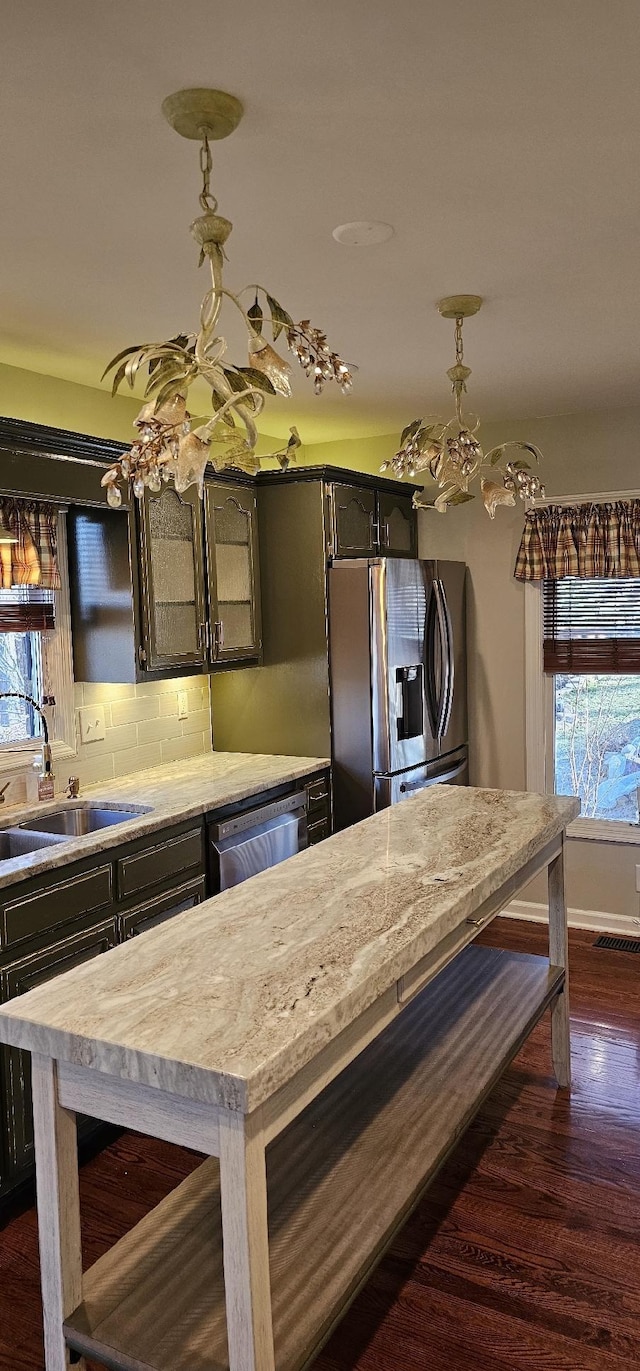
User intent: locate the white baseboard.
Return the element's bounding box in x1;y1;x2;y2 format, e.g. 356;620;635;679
505;898;640;937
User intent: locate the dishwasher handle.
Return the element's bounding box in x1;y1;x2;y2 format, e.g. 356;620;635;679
210;790;307;842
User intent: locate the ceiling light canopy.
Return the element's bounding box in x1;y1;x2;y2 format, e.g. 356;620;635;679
101;88;354;508
332;221;394;246
382;296;545;518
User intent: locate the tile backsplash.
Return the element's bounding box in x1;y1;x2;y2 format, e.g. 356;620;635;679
0;675;212;805
73;676;212;786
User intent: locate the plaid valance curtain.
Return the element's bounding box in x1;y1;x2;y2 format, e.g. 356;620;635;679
0;498;60;591
514;500;640;582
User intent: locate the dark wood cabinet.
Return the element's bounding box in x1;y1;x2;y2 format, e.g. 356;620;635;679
0;775;329;1200
118;876;206;941
137;486;208;673
377;491;417;557
305;773;332;845
328;481;417;560
204;482;262;664
329;483;377;559
2;919;118;1176
70;474;263;682
210;467;423;759
0;816;207;1194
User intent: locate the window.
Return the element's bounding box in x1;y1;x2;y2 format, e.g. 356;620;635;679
0;513;75;768
544;576;640;824
525;527;640;842
0;595;50;743
553;674;640;824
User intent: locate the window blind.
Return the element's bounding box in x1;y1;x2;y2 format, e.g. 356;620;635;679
543;577;640;673
0;587;55;635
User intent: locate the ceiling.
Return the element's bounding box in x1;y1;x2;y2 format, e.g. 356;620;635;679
1;0;639;442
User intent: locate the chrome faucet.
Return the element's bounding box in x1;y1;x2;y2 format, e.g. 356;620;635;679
66;776;80;799
0;693;54;794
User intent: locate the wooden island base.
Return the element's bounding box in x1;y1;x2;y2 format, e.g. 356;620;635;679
0;787;576;1371
64;944;563;1371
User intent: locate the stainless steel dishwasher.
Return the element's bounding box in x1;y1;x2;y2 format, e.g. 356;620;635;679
208;790;308;892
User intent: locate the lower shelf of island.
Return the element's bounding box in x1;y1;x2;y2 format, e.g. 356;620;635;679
64;942;563;1371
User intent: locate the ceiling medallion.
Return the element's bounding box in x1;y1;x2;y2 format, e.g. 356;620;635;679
101;88;354;508
381;296;545;518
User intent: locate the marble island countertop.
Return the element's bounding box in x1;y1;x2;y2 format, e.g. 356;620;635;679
0;786;579;1112
0;751;328;890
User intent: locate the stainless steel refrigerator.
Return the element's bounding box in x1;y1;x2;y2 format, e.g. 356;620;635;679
328;557;468;829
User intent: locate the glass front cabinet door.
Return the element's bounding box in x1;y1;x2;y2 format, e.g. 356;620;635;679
137;485;208;672
204;482;262;664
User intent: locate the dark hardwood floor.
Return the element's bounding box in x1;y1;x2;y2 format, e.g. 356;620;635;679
1;918;638;1370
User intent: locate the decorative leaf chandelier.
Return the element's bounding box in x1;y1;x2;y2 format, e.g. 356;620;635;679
381;295;545;518
100;89;353;508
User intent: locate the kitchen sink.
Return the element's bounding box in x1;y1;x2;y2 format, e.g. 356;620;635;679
17;803;151;837
0;827;67;860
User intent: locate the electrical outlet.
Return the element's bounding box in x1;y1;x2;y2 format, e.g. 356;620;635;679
79;704;106;744
177;690;189;721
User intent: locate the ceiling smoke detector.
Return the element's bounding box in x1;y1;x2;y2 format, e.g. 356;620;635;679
332;221;394;247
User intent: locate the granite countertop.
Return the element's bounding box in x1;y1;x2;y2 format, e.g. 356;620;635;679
0;786;579;1112
0;752;328;890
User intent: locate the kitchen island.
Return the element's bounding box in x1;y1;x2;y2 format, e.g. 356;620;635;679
0;785;578;1371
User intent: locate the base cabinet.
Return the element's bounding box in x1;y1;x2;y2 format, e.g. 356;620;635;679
0;819;205;1199
305;774;332;844
0;775;330;1202
118;877;206;941
2;918;118;1177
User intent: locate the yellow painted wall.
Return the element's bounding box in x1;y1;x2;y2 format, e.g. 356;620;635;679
0;359;404;474
0;361;293;459
0;361;144;442
284;432;394;476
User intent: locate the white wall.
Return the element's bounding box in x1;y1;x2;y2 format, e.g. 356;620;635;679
417;403;640;926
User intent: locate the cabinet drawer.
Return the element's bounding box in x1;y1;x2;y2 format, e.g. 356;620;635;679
306;777;330;812
308;816;331;846
118;876;206;942
1;864;113;950
116;827;203;901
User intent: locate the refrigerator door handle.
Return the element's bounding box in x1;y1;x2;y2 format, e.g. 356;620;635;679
424;587;439;738
399;755;467;793
433;579;454;740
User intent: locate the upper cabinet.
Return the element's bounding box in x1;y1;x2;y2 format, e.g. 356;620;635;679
330;484;377;558
377;491;417;558
204;483;261;664
137;485;208;672
328;482;417;560
69;475;262;683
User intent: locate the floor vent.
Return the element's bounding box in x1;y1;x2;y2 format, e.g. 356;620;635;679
593;935;640;954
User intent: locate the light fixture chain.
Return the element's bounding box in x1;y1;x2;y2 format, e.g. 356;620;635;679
199;134;218;213
455;314;464;366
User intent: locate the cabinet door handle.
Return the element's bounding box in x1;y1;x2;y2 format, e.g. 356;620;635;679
198;621;208;651
214;619;224;656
